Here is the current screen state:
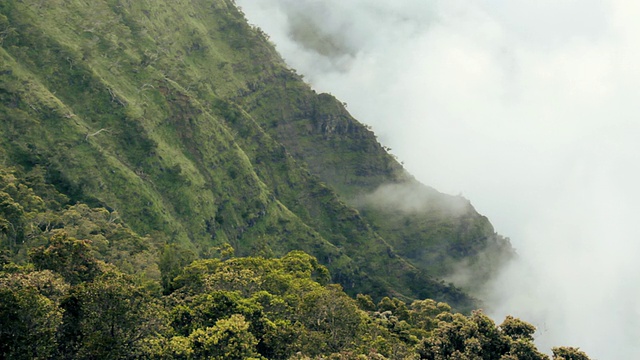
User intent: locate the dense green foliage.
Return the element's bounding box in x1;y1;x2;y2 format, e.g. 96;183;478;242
0;0;512;307
0;164;588;358
0;1;591;358
0;238;589;359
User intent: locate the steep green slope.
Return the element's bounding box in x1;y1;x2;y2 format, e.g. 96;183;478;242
0;0;348;288
233;42;513;284
0;0;509;307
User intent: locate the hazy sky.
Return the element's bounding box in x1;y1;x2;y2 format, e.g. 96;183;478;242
236;0;640;357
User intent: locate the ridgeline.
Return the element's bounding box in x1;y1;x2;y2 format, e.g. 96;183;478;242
0;1;589;358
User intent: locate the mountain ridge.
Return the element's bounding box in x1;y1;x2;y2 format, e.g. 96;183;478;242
0;0;512;308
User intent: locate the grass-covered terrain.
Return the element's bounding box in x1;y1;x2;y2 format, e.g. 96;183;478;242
0;0;513;308
0;1;594;358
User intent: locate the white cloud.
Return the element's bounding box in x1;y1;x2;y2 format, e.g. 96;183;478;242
237;0;640;357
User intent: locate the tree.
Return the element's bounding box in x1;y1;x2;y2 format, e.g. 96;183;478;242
377;296;410;321
356;293;376;311
0;190;25;250
500;315;536;341
158;243;196;293
506;339;549;360
417;312;548;360
29;231;101;285
58;271;165;359
280;250;330;285
0;271;64;360
552;347;591;360
299;284;364;354
189;314;262;360
408;299;448;332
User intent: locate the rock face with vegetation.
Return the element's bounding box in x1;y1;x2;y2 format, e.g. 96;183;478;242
0;0;590;358
0;0;511;305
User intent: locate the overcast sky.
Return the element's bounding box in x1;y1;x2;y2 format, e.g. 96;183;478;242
236;0;640;357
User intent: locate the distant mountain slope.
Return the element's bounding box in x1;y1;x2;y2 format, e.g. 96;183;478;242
0;0;511;308
236;66;514;284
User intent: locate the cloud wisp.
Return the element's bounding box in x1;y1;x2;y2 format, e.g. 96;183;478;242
237;0;640;357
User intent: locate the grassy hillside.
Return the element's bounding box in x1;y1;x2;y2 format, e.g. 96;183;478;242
0;0;511;307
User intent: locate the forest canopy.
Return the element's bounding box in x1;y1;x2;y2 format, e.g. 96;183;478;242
0;164;590;359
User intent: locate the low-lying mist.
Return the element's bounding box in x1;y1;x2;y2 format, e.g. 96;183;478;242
237;0;640;357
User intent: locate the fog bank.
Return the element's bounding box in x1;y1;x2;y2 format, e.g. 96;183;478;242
236;0;640;357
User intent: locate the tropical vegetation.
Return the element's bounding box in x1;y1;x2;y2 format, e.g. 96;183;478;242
0;0;590;358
